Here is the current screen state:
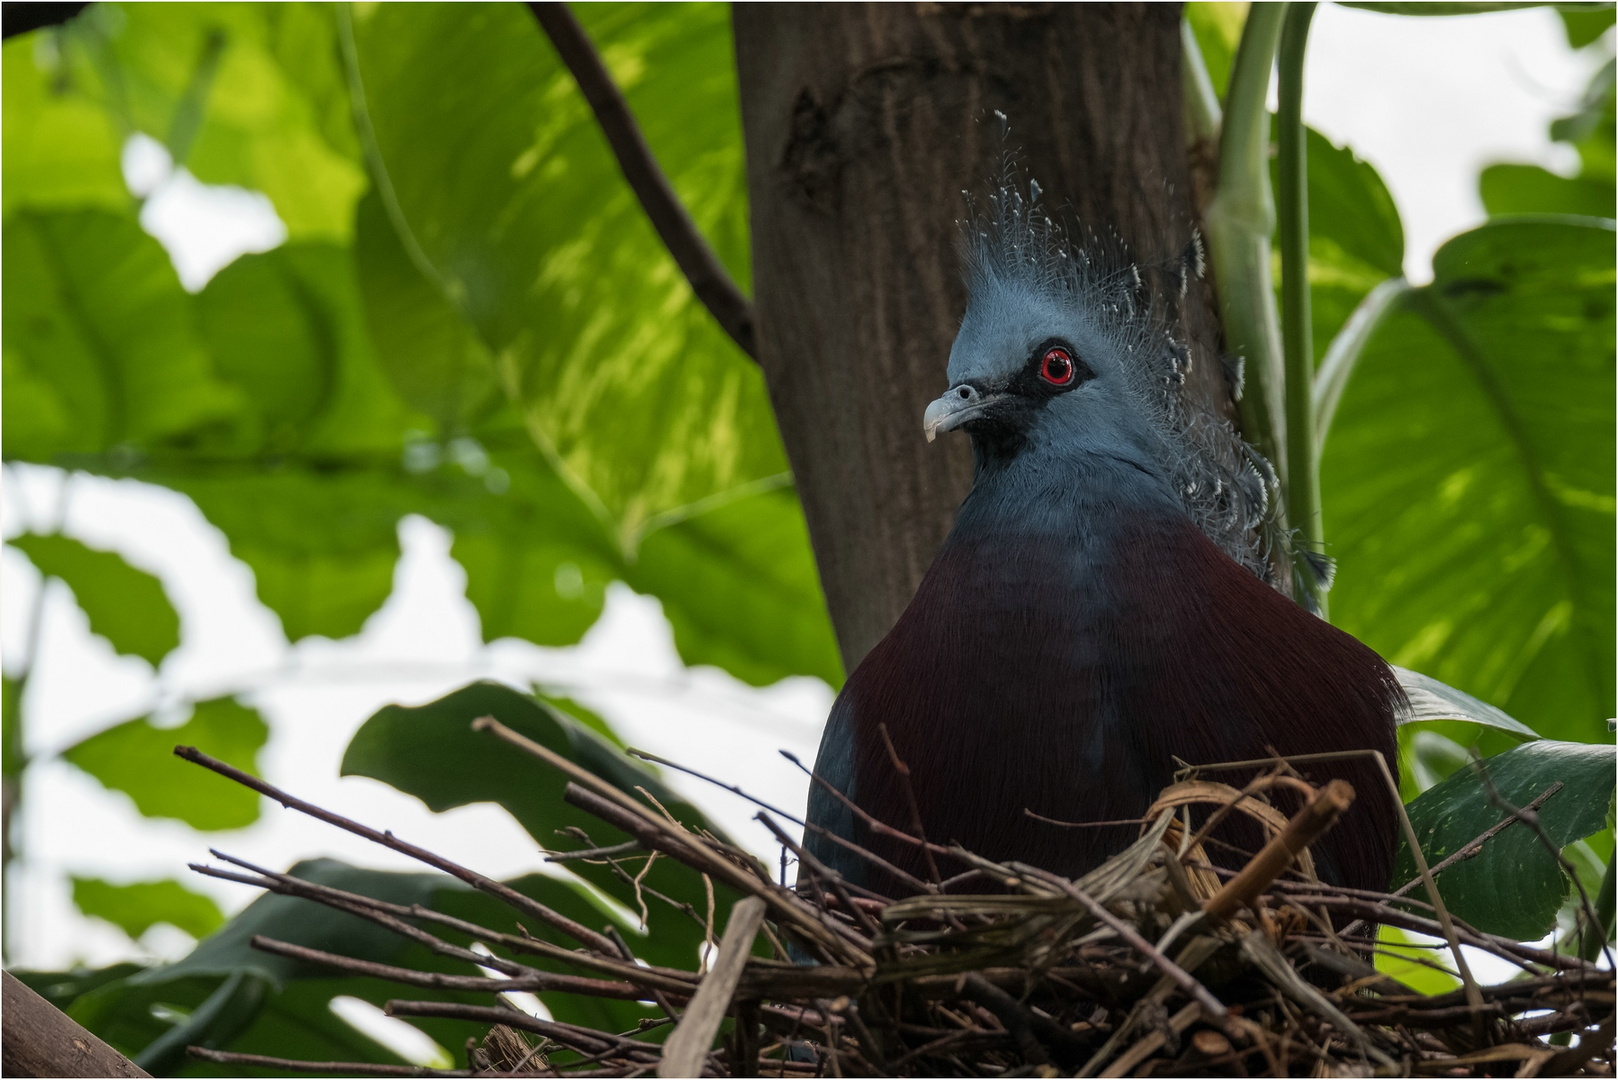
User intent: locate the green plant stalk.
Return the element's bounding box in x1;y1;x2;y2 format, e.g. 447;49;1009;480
1277;3;1321;612
1203;2;1288;515
1180;18;1222;144
1583;841;1616;964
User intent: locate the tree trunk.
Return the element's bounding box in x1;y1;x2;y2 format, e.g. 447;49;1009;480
735;2;1233;671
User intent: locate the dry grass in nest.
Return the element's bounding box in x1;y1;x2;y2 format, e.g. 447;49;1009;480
175;720;1612;1078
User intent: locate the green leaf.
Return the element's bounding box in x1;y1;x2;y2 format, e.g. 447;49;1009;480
1374;924;1461;995
1561;5;1617;49
1480;163;1616;218
173;471;405;643
353;189;499;431
63;697;268;829
631;483;844;688
71;877;225;940
341;681;742;970
59;3;366;240
2;209;245;461
347;2;786;549
1393;740;1616;940
1322;219;1616;745
8;534;180;666
1393;666;1540;740
2;34;128;219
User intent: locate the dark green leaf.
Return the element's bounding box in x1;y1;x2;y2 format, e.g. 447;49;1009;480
1393;740;1616;939
65;858;654;1070
341;681;741;970
8;534;180;665
1393;666;1540;740
63;697;268;829
1323;219;1615;744
72;877;226;940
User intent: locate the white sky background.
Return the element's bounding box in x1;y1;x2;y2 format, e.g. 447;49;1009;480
0;5;1602;985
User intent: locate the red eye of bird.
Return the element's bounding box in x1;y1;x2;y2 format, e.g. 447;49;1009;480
1040;347;1076;386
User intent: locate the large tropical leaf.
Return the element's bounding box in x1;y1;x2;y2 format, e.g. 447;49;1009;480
1322;218;1616;745
344;1;781;548
52;3;366;240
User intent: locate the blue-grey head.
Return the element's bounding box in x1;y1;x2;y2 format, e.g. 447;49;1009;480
923;178;1274;577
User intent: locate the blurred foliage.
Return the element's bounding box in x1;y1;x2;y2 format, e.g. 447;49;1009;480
2;1;1614;1067
62;697;268;830
8;533;179;665
1;3;840;685
71;877;226;941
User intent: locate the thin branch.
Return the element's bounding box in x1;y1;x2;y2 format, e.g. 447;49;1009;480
173;746;620;955
525;2;757;360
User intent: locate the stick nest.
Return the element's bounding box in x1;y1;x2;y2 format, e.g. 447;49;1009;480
177;722;1612;1078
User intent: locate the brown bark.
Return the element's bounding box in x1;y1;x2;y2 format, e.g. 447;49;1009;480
2;971;150;1077
735;2;1231;670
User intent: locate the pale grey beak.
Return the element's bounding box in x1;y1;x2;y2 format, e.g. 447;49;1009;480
923;384;1003;442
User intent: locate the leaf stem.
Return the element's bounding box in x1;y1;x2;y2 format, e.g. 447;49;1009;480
1203;3;1288;517
1277;3;1321;612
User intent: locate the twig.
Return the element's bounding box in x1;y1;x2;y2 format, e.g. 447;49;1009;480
1186;749;1487;1017
249;935;646;1001
876;723;942;884
173;746;617;955
524;2;756;360
184;1047;555;1076
386;1000;656;1061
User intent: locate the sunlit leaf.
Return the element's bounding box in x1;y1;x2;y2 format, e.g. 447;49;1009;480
71;877;225;941
1;33;128;219
1323;219;1616;745
2;209;244;460
59;2;366;240
1480;163;1615;218
1392;740;1616;940
346;2;784;548
62;697;268;829
8;533;180;666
